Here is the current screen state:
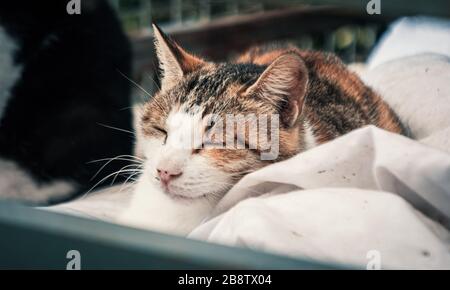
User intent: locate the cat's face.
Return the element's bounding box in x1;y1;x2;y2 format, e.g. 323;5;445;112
136;25;309;201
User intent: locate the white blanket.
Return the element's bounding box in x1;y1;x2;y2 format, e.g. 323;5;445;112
188;126;450;269
367;16;450;69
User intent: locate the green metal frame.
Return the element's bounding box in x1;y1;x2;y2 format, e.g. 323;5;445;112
0;202;348;269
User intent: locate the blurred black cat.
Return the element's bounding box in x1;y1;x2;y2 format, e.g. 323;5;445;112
0;0;133;204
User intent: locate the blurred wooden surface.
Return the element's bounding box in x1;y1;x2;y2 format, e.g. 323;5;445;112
130;2;450;93
131;6;392;79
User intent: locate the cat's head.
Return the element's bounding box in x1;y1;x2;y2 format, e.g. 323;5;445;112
136;24;309;201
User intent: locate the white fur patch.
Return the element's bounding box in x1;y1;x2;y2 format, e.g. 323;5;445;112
303;120;317;150
166;107;204;150
0;26;22;122
0;158;75;204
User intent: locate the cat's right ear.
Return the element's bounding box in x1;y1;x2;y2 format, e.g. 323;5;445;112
152;23;205;90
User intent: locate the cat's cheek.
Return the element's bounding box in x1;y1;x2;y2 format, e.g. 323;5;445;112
203;149;259;175
143;136;164;150
141;137;165;166
203;149;242;172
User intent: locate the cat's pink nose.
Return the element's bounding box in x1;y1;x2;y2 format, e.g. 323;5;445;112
156;168;182;185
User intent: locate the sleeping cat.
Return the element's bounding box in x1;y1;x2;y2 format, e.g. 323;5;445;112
0;0;133;204
120;24;406;234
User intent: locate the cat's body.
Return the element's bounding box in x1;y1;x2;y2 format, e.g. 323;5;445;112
120;25;406;235
236;45;407;145
0;0;133;204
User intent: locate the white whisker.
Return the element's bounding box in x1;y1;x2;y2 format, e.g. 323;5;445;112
110;164;143;185
82;168;141;199
97;122;135;136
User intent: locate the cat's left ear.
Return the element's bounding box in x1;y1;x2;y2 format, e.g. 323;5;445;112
244;52;309;127
152;23;206;90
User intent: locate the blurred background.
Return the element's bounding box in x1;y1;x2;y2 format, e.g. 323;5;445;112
114;0;380;62
106;0;450;101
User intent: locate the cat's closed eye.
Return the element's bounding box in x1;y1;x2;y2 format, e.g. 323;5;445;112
153;126;168;144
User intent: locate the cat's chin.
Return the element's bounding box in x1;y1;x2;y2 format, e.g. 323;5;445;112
164;190;207;201
118;175;216;236
156;179;227;202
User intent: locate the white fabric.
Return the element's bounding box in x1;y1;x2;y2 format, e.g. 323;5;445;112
362;54;450;144
188;126;450;269
367;16;450;69
190;189;450;269
46;184;133;220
